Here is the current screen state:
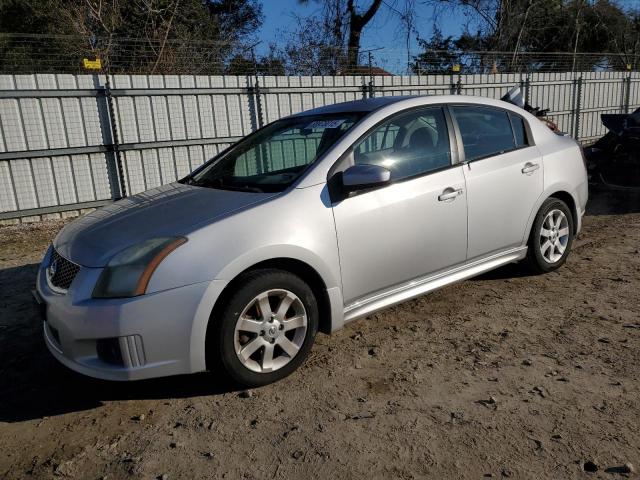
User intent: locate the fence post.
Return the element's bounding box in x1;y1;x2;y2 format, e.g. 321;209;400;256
103;73;126;199
454;74;462;95
361;81;369;99
368;51;375;98
247;75;264;132
253;76;264;129
524;74;531;106
250;48;264;129
571;76;583;140
450;71;463;95
247;74;268;173
624;74;632;113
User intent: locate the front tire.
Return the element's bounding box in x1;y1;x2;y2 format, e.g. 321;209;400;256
525;197;575;274
209;269;318;387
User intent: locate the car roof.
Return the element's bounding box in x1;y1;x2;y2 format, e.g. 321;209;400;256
290;96;416;116
289;94;520;117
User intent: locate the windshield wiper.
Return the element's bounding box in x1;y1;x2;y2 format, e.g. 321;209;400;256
191;177;264;193
217;184;264;193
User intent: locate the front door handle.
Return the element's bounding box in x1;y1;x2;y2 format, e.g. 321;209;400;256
438;187;463;202
521;162;540;175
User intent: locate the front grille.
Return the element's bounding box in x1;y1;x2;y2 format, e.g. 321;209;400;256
48;249;80;291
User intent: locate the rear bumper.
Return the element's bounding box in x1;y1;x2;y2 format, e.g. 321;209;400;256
575;179;588;235
35;253;211;381
575;202;585;235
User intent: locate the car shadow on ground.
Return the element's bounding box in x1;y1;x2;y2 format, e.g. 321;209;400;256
474;262;533;281
586;185;640;215
1;186;639;423
477;187;640;282
0;264;244;423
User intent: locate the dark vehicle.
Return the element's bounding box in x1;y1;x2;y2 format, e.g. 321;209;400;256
584;108;640;189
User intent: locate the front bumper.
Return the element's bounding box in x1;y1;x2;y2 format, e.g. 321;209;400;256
35;250;211;381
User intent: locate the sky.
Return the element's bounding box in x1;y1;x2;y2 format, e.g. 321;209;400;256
257;0;461;61
257;0;640;63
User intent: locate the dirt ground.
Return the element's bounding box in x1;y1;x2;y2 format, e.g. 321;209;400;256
1;187;639;480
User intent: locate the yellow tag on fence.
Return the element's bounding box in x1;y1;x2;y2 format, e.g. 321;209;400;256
83;58;102;70
452;64;461;72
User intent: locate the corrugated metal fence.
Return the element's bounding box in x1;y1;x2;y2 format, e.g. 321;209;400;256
0;71;638;222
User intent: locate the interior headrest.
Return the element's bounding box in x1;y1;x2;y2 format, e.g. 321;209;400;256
409;127;434;150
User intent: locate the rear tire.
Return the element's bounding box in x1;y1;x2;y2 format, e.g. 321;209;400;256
208;269;318;387
525;198;574;274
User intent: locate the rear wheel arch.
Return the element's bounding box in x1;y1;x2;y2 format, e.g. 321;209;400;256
205;258;332;371
526;189;578;243
525;196;575;273
548;191;578;235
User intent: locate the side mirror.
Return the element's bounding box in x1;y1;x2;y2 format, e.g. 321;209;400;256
341;164;391;193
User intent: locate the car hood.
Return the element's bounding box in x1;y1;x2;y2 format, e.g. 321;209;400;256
54;182;277;267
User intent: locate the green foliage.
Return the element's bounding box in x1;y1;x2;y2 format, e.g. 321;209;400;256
0;0;263;74
411;29;460;74
226;46;287;75
412;0;640;73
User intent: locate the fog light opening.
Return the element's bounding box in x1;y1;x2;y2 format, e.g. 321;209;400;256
96;338;124;366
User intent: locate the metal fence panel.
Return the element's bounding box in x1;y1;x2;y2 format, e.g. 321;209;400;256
108;73;255;195
0;74;117;217
1;70;638;221
629;77;640;111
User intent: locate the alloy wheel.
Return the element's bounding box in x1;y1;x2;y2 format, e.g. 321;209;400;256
233;289;308;373
539;209;570;263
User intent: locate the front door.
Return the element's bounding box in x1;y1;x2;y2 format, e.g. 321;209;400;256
332;106;468;305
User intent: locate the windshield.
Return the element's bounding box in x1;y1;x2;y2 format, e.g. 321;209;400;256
183;113;363;193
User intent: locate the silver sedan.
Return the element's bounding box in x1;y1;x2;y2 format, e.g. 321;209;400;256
35;95;588;386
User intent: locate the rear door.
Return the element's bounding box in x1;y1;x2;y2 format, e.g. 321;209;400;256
451;105;543;260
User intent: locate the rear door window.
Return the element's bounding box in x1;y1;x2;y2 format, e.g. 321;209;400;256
452;106;517;161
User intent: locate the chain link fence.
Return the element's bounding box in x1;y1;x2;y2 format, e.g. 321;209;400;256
0;34;249;75
411;51;640;76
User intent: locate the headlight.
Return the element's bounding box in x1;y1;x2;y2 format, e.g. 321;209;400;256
92;237;187;298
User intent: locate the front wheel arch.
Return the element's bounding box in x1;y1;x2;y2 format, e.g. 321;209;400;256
204;258;332;372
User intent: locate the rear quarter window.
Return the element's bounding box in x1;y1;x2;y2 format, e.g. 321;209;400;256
509;113;529;148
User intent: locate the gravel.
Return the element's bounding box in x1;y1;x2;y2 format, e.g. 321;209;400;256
1;189;639;479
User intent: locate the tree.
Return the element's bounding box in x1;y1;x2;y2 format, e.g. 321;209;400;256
226;45;286;75
281;15;347;74
295;0;388;70
415;0;640;73
345;0;383;67
0;0;263;74
411;28;459;74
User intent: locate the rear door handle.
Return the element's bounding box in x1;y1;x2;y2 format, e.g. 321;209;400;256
521;162;540;175
438;187;463;202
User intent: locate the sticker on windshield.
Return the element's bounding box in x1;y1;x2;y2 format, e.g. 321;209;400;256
305;119;346;130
